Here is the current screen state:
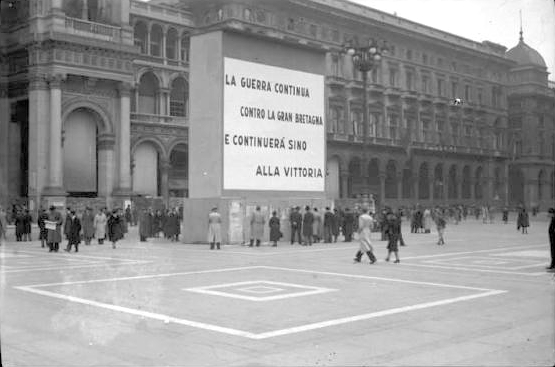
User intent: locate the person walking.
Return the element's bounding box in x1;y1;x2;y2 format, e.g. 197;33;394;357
63;207;72;241
435;211;446;245
302;206;314;246
518;208;529;234
23;209;32;241
46;206;63;252
14;209;25;242
269;210;281;247
249;206;265;247
395;208;407;247
94;208;107;244
343;208;355;242
323;207;334;243
64;210;82;252
423;208;432;234
289;206;302;245
81;207;95;246
384;211;401;263
207;207;222;250
547;208;555;271
502;207;509;224
37;208;49;248
353;208;377;264
107;209;123;249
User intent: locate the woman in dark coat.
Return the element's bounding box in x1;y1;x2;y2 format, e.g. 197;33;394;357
518;208;530;234
269;211;281;247
139;209;151;242
107;209;123;249
14;210;25;241
37;208;49;248
81;207;95;245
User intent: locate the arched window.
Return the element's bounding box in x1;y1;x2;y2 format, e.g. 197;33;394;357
180;34;190;62
166;28;178;60
462;166;471;199
170;77;188;117
138;72;159;114
385;161;397;199
134;22;148;54
150;24;163;57
418;163;429;200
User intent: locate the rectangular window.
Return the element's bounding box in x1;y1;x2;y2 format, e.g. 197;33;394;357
437;57;443;67
437;79;444;96
451;82;458;98
406;71;413;90
422;53;428;65
478;88;483;104
389;69;397;87
464;85;470;101
331;55;339;77
406;49;412;60
389;114;398;139
371;68;378;83
422;76;429;93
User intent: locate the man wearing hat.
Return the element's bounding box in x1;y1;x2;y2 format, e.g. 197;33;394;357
207;207;222;250
64;210;82;252
547;208;555;271
46;206;63;252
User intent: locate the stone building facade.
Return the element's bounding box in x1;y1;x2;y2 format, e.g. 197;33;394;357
0;0;553;213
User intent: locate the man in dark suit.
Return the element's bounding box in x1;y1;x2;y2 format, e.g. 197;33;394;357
64;210;82;253
289;206;302;245
302;206;314;246
343;208;355;242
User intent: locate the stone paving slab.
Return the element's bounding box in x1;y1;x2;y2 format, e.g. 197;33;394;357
1;218;554;366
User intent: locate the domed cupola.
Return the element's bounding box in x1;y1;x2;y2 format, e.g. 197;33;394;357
506;29;547;68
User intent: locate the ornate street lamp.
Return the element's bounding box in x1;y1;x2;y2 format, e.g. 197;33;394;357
343;38;389;140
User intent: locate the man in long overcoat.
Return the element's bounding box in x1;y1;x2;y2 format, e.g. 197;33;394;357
38;208;49;248
46;206;63;252
302;206;314;246
250;206;265;247
94;208;107;244
331;208;340;242
81;207;95;246
269;210;281;247
289;206;302;245
0;206;7;245
323;207;334;243
139;209;151;242
64;210;82;252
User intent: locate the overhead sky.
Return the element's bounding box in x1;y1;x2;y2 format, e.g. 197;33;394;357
348;0;555;76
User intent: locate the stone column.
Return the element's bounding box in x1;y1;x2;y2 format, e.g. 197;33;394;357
82;0;89;19
0;84;9;208
43;75;66;197
162;31;167;64
27;76;50;208
470;177;475;201
97;134;116;198
177;35;182;63
429;176;434;203
442;173;449;202
160;159;171;206
340;170;349;199
413;174;419;201
113;83;132;197
160;88;170;116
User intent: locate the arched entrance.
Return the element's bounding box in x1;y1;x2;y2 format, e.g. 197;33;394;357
137;72;160;114
347;157;362;198
433;164;443;200
402;162;412;199
462;165;471;199
508;166;524;206
168;143;189;198
368;158;380;199
384;160;397;199
475;166;483;200
418;162;429;200
132;141;162;196
63;108;98;196
448;165;457;199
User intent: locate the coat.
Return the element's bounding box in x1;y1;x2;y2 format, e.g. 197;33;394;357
94;213;107;239
64;214;72;238
343;212;355;236
207;211;222;243
15;213;26;236
250;211;265;240
66;216;82;245
81;211;95;239
312;211;322;238
302;211;314;237
107;214;123;242
269;216;281;242
331;212;340;236
38;212;49;240
139;211;151;238
164;213;180;237
0;211;7;238
358;214;373;252
46;210;63;243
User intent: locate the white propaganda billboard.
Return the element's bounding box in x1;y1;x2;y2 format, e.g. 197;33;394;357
223;57;325;192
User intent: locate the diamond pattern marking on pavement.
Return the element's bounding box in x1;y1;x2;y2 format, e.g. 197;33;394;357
182;280;337;301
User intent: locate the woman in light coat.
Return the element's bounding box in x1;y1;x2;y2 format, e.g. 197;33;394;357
94;208;107;244
423;208;433;233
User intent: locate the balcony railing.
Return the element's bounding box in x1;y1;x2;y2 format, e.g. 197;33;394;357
131;113;188;126
64;17;121;42
130;0;194;27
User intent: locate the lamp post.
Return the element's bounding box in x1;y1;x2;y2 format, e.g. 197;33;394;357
343;38;388;140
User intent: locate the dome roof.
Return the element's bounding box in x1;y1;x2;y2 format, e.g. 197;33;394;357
506;34;546;67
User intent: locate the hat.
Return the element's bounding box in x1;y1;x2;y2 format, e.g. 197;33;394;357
549;208;555;214
49;205;56;211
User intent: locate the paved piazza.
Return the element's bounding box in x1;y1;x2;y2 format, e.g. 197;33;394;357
1;217;554;366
